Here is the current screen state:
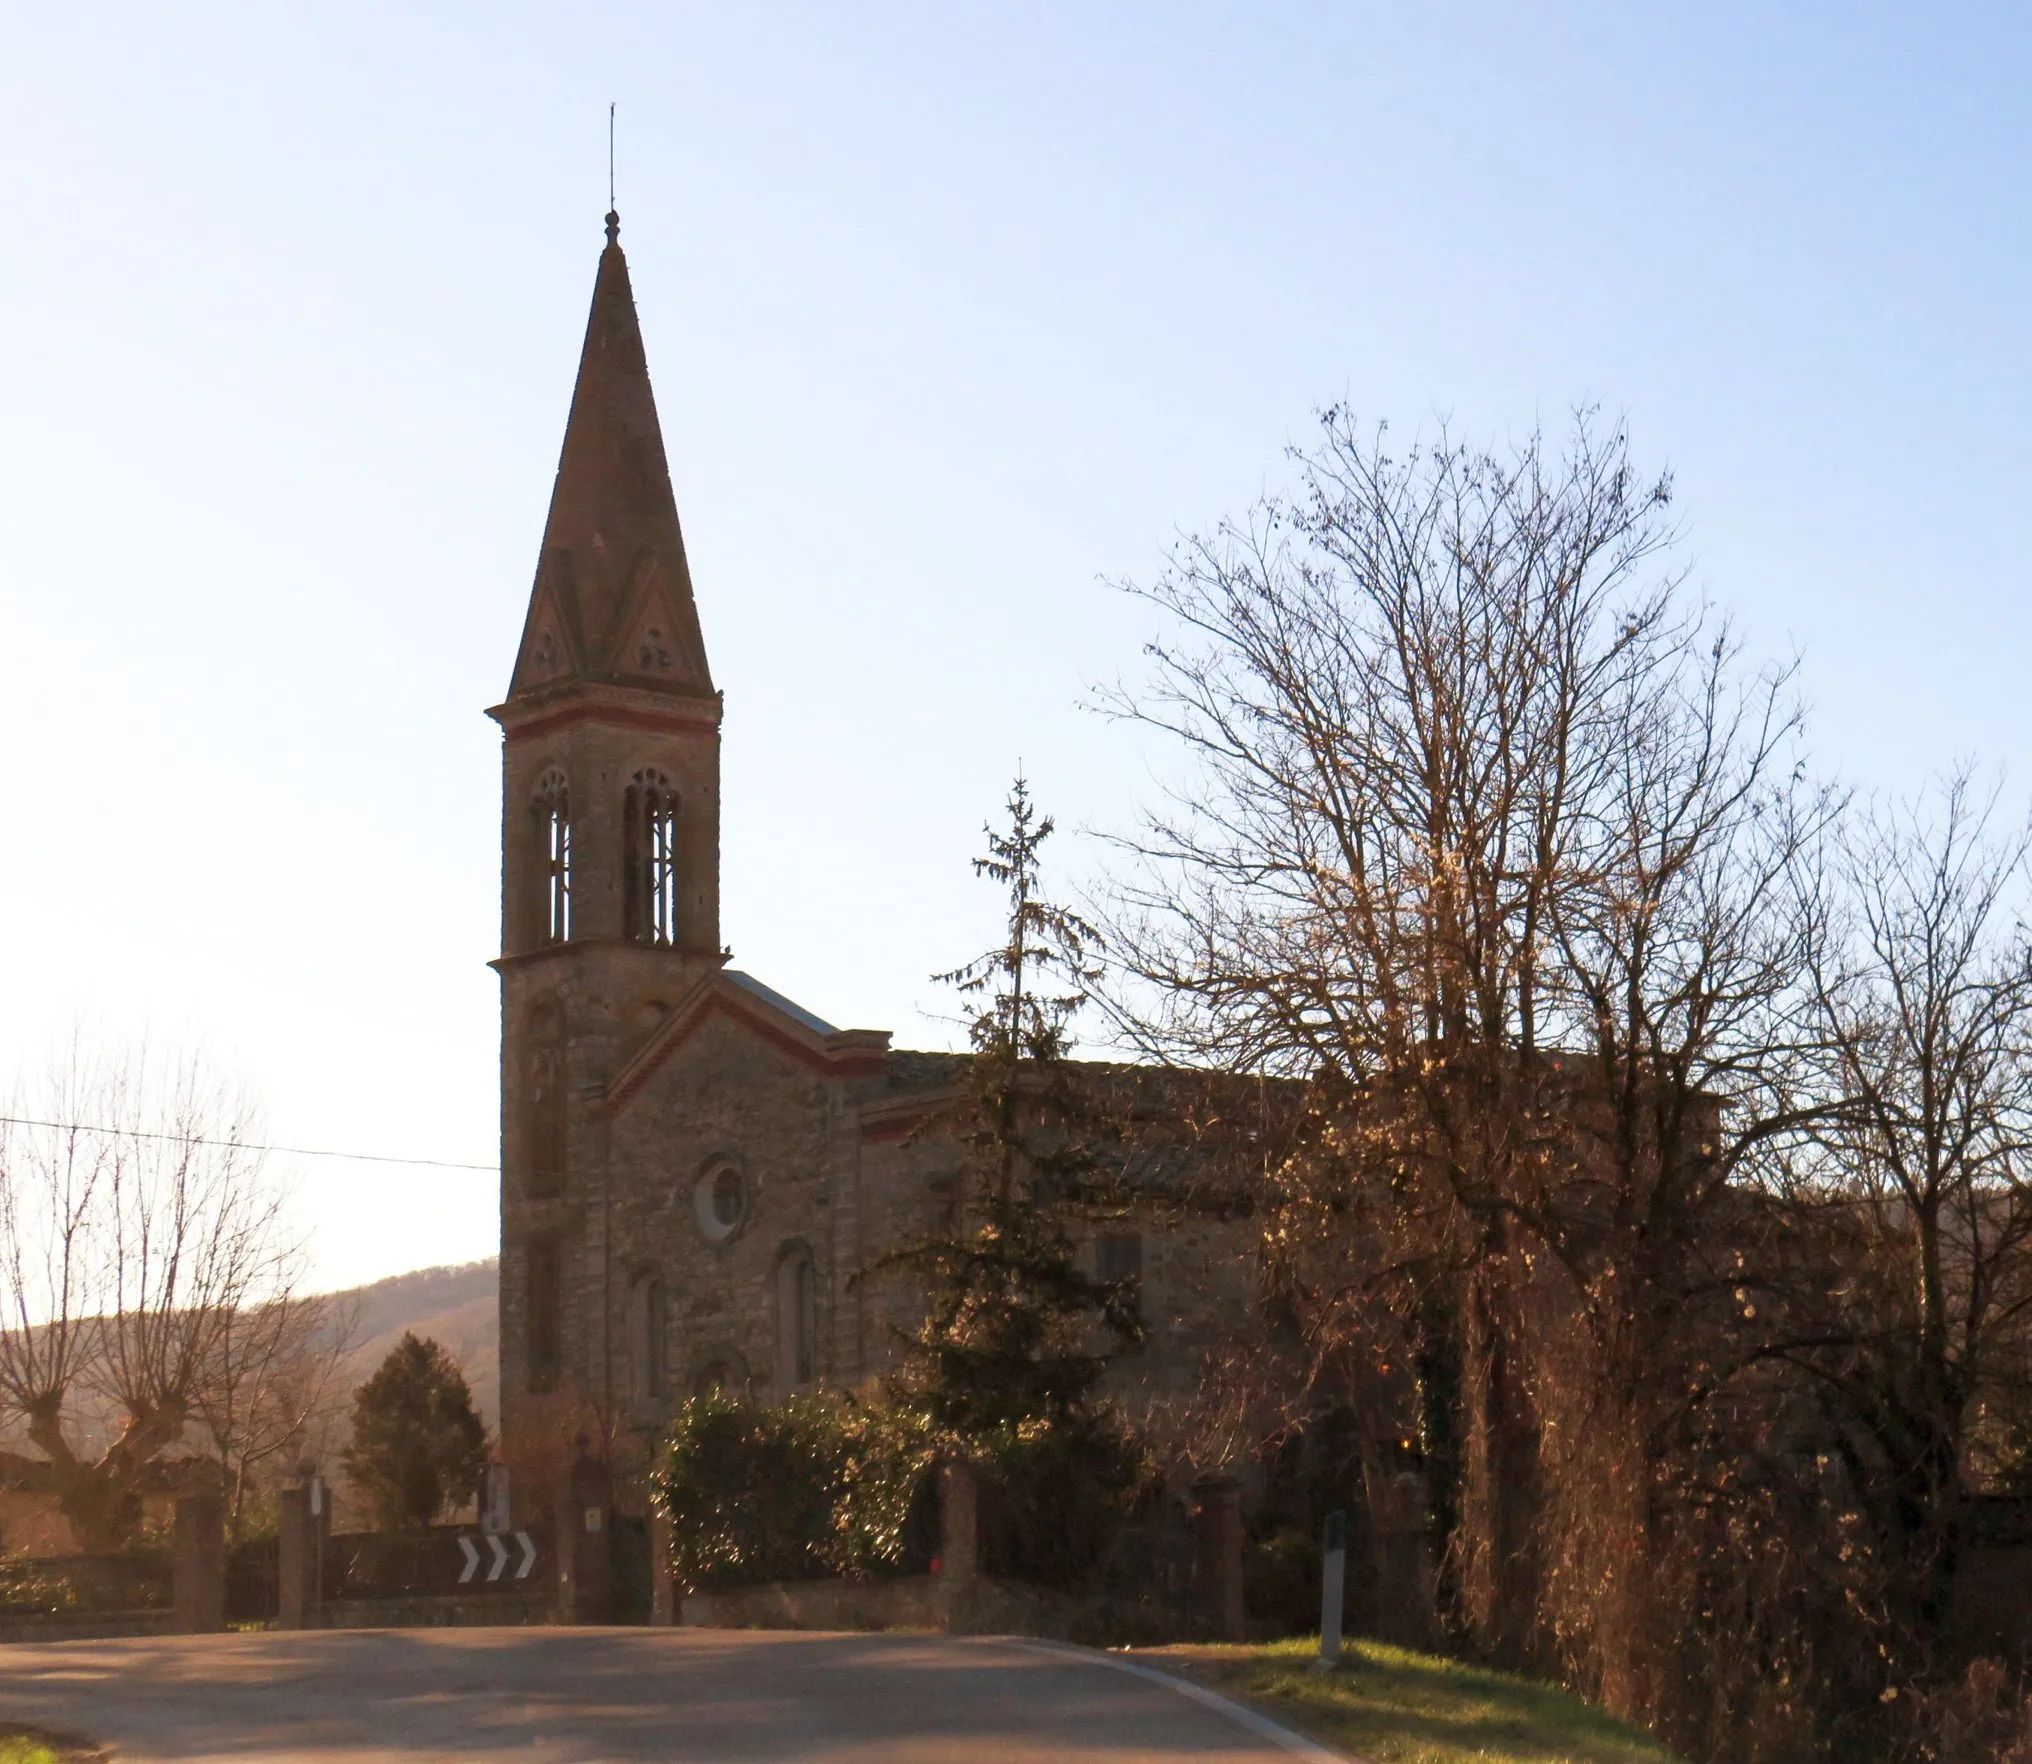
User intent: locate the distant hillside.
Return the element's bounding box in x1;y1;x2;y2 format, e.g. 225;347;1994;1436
0;1259;500;1533
325;1259;498;1431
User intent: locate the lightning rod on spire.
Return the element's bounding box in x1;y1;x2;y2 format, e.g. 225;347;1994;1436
605;103;619;247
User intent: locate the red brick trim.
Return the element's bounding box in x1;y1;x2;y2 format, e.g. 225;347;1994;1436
496;701;720;743
605;981;883;1113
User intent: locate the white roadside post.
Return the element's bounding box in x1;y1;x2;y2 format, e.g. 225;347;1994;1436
482;1463;511;1537
1316;1509;1347;1671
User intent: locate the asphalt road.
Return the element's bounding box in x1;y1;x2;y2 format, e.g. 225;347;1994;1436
0;1627;1346;1762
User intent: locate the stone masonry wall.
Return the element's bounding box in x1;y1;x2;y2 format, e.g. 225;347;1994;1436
605;1013;839;1431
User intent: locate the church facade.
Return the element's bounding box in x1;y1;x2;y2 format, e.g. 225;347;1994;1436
490;214;1260;1500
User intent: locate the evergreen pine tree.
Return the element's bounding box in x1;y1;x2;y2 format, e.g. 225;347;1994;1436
886;779;1143;1581
341;1333;489;1531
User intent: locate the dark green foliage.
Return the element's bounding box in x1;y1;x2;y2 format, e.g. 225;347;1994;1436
978;1415;1146;1587
340;1332;488;1531
0;1562;81;1615
884;778;1147;1586
890;1199;1139;1437
653;1390;936;1592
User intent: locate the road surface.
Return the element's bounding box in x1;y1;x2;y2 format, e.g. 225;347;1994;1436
0;1627;1346;1762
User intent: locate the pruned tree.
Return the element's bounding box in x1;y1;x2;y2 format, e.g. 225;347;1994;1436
341;1332;488;1531
0;1042;306;1551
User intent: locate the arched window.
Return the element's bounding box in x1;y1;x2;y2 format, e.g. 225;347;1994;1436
628;1269;667;1403
624;769;679;946
526;1235;562;1394
774;1243;819;1391
527;1044;567;1199
531;769;571;943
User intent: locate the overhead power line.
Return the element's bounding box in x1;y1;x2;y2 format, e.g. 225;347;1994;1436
0;1116;498;1174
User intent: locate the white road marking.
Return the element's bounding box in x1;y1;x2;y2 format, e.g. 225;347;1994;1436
1003;1639;1356;1760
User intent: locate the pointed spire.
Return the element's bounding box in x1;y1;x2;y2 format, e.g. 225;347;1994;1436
509;211;712;700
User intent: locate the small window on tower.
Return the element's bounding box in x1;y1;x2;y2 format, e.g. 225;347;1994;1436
624;769;680;946
527;1236;562;1393
527;1041;566;1200
532;769;572;943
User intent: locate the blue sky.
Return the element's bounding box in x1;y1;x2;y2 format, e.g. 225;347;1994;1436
3;3;2028;1288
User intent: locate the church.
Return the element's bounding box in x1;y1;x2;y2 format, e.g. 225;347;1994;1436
489;213;1262;1501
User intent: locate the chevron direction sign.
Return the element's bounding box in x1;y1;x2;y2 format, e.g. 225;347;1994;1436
457;1531;540;1585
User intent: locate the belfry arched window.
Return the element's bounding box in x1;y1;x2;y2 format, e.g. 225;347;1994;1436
624;769;680;946
531;769;572;943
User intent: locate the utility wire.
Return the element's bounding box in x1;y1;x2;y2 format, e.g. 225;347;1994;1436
0;1116;498;1174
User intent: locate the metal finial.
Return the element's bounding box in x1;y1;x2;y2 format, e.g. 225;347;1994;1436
604;104;619;247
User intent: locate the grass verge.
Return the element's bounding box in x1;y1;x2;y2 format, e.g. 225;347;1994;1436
1144;1636;1683;1764
0;1728;103;1764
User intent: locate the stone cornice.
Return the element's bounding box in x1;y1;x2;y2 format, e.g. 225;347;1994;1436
487;680;722;743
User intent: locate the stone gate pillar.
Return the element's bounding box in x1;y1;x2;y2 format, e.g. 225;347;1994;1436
1192;1473;1246;1642
276;1464;327;1629
173;1490;226;1634
938;1459;978;1585
649;1501;675;1626
933;1458;980;1633
555;1438;613;1624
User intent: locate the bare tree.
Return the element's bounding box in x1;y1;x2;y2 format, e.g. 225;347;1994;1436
195;1288;358;1541
1097;409;1827;1740
1791;774;2032;1625
0;1043;308;1551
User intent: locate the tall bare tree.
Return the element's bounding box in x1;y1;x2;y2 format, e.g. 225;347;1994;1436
1791;774;2032;1627
1098;409;1826;1738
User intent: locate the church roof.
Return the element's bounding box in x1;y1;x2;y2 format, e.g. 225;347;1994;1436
507;210;713;702
723;971;838;1037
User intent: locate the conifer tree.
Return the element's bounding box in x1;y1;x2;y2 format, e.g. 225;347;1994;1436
341;1332;488;1531
886;779;1142;1580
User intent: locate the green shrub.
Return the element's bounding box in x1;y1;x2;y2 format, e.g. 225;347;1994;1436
980;1414;1145;1589
0;1563;78;1615
654;1391;936;1592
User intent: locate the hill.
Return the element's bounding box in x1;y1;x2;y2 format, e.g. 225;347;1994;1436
326;1258;499;1434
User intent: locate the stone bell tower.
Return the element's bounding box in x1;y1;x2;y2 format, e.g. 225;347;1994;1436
490;210;722;1445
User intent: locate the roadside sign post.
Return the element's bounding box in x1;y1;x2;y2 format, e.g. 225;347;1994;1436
1317;1509;1347;1670
482;1463;511;1537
